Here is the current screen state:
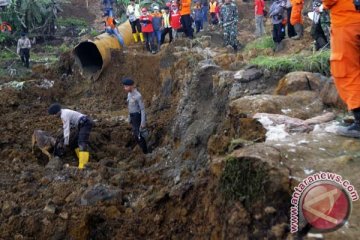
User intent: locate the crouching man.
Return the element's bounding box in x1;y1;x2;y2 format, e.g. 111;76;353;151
48;103;93;169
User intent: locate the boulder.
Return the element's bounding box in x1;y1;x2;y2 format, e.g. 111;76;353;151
80;184;122;206
229;91;324;119
275;72;322;95
319;79;346;109
233;68;263;83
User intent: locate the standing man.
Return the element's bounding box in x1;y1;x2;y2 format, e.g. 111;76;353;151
220;0;239;51
161;6;173;44
200;0;209;27
102;0;114;17
126;0;144;43
254;0;266;37
17;33;31;68
122;78;148;154
290;0;304;40
48;103;93;169
180;0;194;39
285;0;296;38
323;0;360;137
269;0;287;52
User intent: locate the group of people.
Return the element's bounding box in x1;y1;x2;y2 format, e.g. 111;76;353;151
263;0;331;52
47;78;148;169
101;0;239;53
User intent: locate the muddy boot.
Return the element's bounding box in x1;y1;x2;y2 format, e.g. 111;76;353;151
132;33;139;43
336;109;360;138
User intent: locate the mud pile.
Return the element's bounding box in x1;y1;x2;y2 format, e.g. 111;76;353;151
0;32;300;239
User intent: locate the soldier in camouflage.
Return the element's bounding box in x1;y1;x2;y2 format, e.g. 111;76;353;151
220;0;239;51
320;9;330;43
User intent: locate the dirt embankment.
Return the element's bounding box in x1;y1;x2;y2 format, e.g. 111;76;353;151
0;27;296;239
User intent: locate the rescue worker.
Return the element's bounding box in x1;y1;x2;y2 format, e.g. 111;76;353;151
290;0;304;40
285;0;297;38
104;13;125;47
323;0;360;137
126;0;144;43
102;0;114;17
161;6;173;44
48;103;93;169
180;0;194;39
200;0;209;26
152;5;163;51
122;78;148;154
255;0;266;37
192;1;203;33
310;0;329;50
171;4;182;40
220;0;239;51
16;33;31;68
269;0;287;52
150;0;160;13
140;7;155;53
209;0;219;26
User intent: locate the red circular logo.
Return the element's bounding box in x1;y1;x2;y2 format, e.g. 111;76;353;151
300;182;351;232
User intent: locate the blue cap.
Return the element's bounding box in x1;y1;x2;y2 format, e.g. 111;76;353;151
122;78;134;86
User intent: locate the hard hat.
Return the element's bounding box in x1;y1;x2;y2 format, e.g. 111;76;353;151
153;5;159;10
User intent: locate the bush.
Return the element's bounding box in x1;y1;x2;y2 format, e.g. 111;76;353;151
219;156;268;208
244;36;275;51
0;32;16;45
250;50;331;76
57;17;88;28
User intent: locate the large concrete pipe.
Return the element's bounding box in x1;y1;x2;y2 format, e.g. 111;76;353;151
73;21;133;79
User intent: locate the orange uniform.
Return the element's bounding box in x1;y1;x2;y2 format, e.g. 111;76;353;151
180;0;192;15
290;0;304;25
323;0;360;110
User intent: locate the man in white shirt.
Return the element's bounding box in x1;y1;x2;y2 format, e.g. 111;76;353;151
16;32;31;68
48;103;93;169
126;0;144;42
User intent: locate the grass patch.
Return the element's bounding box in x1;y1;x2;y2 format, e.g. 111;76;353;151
57;17;88;28
219;156;268;208
250;50;330;75
244;36;275;51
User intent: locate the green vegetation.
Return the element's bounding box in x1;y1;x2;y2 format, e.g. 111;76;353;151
0;48;17;60
250;50;331;76
0;32;16;45
220;156;268;208
244;36;275;51
57;17;88;28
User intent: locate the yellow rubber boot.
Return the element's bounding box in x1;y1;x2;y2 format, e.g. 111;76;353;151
133;33;138;43
139;32;145;42
75;148;80;158
78;151;89;169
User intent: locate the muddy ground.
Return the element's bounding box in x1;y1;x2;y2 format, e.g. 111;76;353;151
1;1;359;240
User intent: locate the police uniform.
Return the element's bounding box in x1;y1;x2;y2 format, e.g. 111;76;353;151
123;78;148;154
220;2;239;50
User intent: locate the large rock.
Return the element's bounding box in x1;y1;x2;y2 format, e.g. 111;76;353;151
213;53;243;69
320;79;346;109
233;68;263;83
80;184;122;206
275;72;322;95
230;144;292;201
229;91;324;119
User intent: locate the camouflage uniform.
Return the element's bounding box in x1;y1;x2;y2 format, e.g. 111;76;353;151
320;10;330;42
220;2;239;50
